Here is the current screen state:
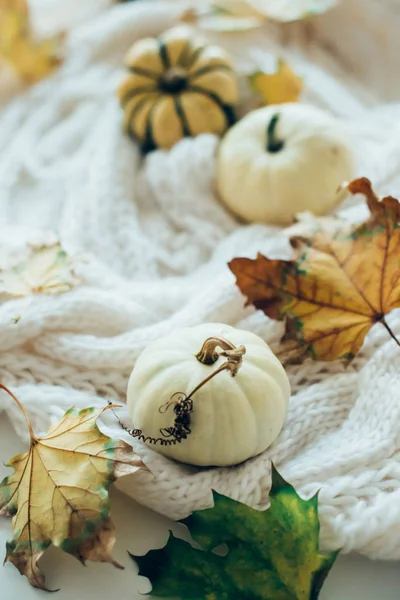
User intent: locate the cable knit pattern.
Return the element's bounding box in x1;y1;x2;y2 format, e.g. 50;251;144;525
2;0;400;560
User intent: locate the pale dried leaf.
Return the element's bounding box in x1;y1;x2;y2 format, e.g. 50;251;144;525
0;242;81;300
0;404;146;590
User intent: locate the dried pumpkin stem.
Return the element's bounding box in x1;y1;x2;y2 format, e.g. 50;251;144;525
0;383;36;442
196;336;239;363
195;336;245;375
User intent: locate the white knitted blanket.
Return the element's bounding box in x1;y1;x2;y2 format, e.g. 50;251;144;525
2;0;400;561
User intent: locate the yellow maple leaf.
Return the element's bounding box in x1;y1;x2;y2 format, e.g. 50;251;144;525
249;60;303;106
229;178;400;363
0;0;63;85
0;384;146;590
0;241;80;300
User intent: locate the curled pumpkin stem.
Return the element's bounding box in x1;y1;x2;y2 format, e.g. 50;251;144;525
195;336;246;373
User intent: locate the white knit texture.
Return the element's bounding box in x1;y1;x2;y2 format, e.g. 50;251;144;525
2;0;400;561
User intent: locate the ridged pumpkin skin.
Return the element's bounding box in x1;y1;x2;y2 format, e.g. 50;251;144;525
127;323;290;467
117;26;239;151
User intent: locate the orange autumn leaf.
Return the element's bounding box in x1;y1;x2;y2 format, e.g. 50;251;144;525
229;178;400;362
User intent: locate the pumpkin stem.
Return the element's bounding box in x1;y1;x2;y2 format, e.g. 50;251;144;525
195;336;246;375
266;113;284;153
160;67;188;94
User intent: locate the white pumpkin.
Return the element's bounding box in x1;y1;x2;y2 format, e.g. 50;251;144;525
216;103;354;225
127;323;290;467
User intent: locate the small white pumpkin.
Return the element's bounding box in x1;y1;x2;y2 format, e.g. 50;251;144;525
127;323;290;467
216;103;354;225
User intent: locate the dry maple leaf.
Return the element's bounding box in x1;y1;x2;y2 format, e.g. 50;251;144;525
0;384;146;590
229;178;400;362
249;60;303;106
0;0;63;86
0;241;80;301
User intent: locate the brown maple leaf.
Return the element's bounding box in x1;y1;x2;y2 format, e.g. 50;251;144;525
229;178;400;362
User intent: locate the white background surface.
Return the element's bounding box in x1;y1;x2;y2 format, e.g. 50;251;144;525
1;418;400;599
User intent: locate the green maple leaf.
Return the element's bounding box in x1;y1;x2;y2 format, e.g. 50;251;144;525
131;466;338;600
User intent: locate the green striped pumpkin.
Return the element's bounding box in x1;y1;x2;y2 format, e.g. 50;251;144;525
117;26;239;151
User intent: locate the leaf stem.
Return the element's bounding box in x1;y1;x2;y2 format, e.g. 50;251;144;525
0;383;36;441
381;318;400;348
